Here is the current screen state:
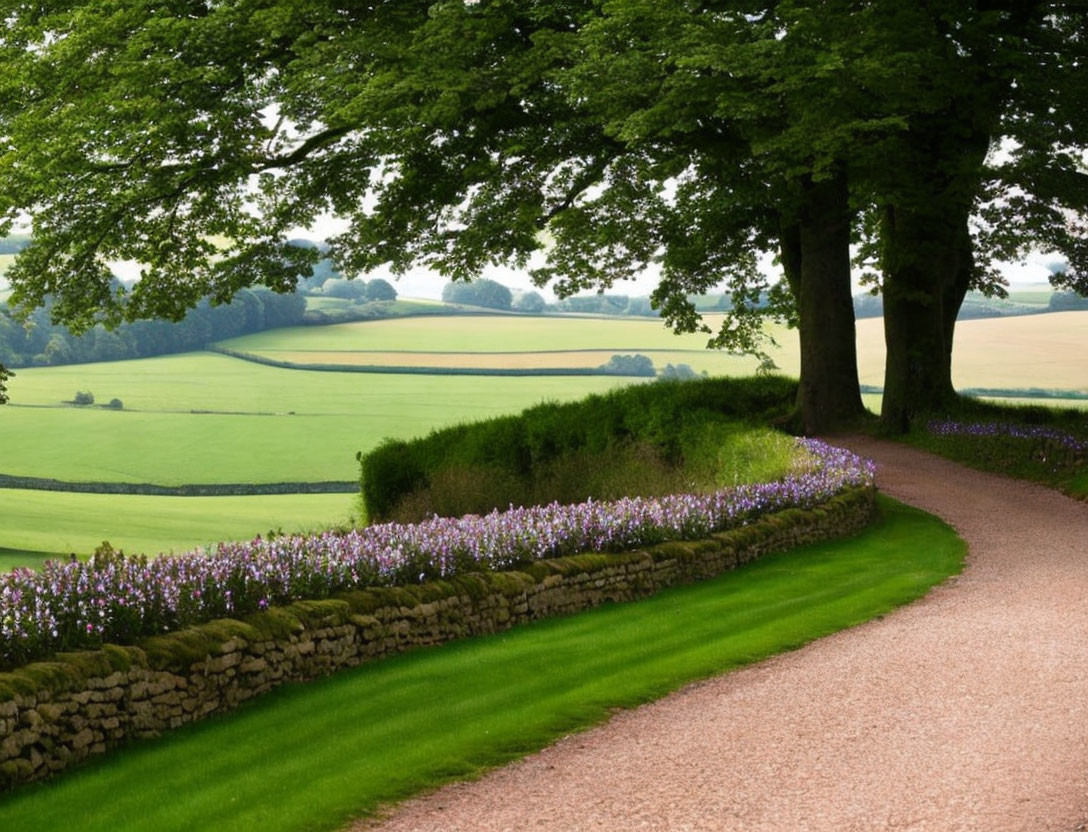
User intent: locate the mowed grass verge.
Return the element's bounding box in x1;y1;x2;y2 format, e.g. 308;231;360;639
0;496;964;832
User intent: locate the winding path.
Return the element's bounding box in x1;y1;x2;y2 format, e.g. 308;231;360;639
357;437;1088;832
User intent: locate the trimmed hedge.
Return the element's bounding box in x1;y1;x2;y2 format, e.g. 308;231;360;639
359;375;798;521
0;473;356;496
209;346;652;377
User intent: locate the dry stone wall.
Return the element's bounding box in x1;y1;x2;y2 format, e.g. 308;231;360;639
0;487;874;789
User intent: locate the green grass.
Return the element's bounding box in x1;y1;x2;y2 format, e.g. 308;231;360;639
1006;289;1054;305
218;314;755;354
0;496;964;832
1;353;637;484
0;352;637;555
0;490;360;560
900;398;1088;499
0;546;64;573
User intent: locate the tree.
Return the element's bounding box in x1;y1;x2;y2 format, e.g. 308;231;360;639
322;278;370;300
0;364;12;405
1;2;1082;429
441;279;513;311
513;290;546;314
364;278;398;302
855;2;1088;428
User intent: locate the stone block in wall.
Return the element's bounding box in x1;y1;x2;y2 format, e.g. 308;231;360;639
0;488;875;791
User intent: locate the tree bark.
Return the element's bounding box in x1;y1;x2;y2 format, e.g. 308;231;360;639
879;204;962;431
787;171;865;434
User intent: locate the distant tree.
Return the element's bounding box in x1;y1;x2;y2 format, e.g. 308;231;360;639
1049;292;1088;312
364;278;397;302
623;297;656;317
0;236;31;254
322;278;369;300
512;290;546;313
73;391;94;405
659;363;703;381
441;279;512;310
106;397;123;409
40;333;73;366
472;279;513;311
599;354;655;377
852;294;884;320
0;364;12;404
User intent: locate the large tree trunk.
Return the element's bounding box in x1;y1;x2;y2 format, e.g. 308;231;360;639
786;172;865;434
941;212;975;372
879;204;962;431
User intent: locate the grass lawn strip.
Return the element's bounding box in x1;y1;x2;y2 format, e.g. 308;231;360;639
0;490;361;561
0;496;964;832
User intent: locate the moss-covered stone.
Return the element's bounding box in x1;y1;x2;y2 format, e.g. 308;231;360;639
0;489;877;791
287;599;352;629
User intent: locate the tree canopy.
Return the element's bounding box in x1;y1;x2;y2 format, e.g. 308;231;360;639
1;1;1084;428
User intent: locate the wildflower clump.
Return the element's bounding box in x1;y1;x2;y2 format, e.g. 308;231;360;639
0;439;874;669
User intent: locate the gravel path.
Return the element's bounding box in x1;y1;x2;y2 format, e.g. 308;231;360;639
355;437;1088;832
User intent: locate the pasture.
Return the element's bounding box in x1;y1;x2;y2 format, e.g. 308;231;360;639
0;490;358;568
2;307;1086;560
0;352;637;557
219;310;1088;396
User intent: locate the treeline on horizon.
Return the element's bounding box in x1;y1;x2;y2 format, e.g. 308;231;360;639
2;234;1084;370
0;288;307;369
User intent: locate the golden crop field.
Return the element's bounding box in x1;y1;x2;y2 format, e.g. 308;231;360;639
222;310;1087;395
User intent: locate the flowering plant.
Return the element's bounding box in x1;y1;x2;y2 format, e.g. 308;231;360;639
0;439;874;669
927;419;1088;454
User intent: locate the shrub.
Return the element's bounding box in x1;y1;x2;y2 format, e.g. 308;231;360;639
73;391;94;405
360;375;799;522
106;398;124;410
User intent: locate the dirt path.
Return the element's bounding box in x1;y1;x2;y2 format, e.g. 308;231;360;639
356;437;1088;832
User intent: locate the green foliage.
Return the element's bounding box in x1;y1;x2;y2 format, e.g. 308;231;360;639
72;391;94;406
0;288;306;371
364;278;397;302
1049;292;1088;312
105;398;123;410
441;279;513;311
598;353;655;377
511;290;545;313
659;363;703;381
0;363;11;405
904;399;1088;499
0;498;963;832
320;278;368;301
360;376;798;522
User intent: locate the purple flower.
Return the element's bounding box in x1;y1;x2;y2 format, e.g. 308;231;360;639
0;439;874;669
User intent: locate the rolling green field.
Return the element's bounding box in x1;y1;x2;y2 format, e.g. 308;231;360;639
1;353;637;483
219;313;747;353
0;352;638;557
0;497;965;832
220;311;1088;396
3;307;1086;561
